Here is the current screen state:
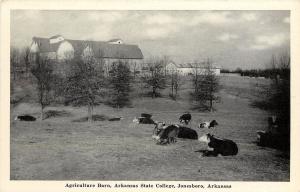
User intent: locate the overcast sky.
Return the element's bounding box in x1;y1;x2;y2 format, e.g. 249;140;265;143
11;10;290;70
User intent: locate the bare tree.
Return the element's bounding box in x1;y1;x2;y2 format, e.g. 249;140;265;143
267;53;290;83
271;53;290;145
64;54;104;122
10;47;19;80
174;72;182;98
169;70;181;100
268;54;279;82
267;53;290;118
142;58;166;98
132;61;138;80
192;60;201;94
162;55;170;76
191;59;220;111
97;49;105;76
59;51;75;77
23;47;31;78
104;59;111;77
31;55;54;120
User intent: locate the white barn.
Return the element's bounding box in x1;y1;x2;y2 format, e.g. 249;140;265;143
29;35;144;75
166;62;221;76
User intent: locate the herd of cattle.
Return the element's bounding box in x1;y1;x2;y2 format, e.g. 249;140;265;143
134;113;239;157
15;113;239;157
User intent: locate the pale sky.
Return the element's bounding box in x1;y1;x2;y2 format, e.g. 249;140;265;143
11;10;290;70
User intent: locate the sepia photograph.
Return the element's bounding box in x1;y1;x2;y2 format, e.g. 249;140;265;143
8;9;292;182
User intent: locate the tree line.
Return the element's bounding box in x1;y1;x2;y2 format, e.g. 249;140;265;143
221;54;290;80
11;46;221;121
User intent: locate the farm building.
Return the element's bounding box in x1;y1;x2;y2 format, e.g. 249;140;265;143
29;35;144;75
166;61;221;76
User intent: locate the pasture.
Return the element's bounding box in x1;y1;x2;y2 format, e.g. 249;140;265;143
10;75;289;181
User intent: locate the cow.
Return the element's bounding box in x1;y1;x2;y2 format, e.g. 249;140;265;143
133;117;155;124
198;120;218;129
267;116;280;134
14;115;36;121
177;126;199;140
256;115;288;148
198;133;238;156
141;113;152;119
133;113;155;124
256;130;270;146
179;112;192;125
153;124;180;144
152;123;198;144
152;121;167;139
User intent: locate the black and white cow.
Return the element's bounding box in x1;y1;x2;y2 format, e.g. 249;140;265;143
141;113;152;119
198;120;218;129
179;113;192;125
133;117;155;124
152;124;179;144
198;133;238;156
14;115;36;121
133;113;155;124
152;122;198;144
256;115;284;147
177;126;199;140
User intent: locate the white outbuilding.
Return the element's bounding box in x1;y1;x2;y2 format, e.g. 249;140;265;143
166;62;221;76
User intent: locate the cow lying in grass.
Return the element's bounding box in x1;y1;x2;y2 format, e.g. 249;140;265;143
152;122;198;145
256;116;279;146
198;120;218;129
133;117;155;124
14;115;36;121
133;113;155;124
198;133;238;156
256;116;289;150
141;113;152;119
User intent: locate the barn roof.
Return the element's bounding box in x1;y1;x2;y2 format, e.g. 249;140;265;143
32;37;144;59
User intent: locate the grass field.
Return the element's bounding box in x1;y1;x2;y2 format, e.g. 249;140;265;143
10;75;289;181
